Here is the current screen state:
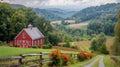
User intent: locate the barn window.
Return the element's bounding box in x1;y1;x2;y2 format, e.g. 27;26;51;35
22;33;26;38
27;41;30;46
40;39;42;44
17;40;20;45
34;41;36;45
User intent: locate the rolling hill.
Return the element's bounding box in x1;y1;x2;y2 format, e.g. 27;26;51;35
33;8;63;21
72;3;120;22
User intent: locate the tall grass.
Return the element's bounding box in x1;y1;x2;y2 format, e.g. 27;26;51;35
103;55;115;67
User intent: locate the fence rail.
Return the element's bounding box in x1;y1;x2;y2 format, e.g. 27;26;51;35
0;52;77;67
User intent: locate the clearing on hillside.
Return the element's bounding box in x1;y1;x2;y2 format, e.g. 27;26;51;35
70;38;113;52
67;21;90;28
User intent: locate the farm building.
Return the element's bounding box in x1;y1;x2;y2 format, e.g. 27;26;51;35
12;24;44;48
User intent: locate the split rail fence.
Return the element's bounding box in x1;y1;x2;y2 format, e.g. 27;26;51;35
0;52;77;67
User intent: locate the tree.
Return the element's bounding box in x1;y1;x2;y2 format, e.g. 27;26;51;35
87;20;104;35
90;32;109;54
0;3;15;42
90;38;98;51
11;10;27;35
110;10;120;55
17;8;37;24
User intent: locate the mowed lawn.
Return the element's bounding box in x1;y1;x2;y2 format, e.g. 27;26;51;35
0;46;77;57
0;46;54;57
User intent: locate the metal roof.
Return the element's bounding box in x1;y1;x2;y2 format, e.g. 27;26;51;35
24;27;44;40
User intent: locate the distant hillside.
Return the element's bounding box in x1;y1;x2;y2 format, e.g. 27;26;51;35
33;8;77;21
10;4;77;21
46;8;77;18
11;4;25;8
72;3;120;22
33;8;64;21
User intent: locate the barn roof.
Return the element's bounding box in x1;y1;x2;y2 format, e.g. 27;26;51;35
24;27;44;40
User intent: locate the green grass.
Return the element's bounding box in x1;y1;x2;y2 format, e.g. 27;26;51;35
103;55;115;67
0;46;53;57
65;55;99;67
0;46;77;57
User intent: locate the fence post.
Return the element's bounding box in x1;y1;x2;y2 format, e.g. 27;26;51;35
39;52;42;67
19;54;23;67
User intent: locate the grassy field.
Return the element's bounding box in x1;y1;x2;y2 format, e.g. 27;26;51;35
71;41;91;52
103;55;115;67
67;21;90;29
70;37;113;52
0;46;77;57
67;22;89;28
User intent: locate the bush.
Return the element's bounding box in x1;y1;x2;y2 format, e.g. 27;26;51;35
77;51;94;61
42;44;52;49
49;50;70;67
77;52;86;61
0;41;7;46
32;46;40;48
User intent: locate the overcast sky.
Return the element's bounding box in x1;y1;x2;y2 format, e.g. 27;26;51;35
2;0;120;10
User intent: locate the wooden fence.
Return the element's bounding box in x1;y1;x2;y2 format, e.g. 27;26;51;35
0;52;77;67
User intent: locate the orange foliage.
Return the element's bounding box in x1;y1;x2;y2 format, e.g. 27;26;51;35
78;51;94;59
62;53;70;63
49;50;70;66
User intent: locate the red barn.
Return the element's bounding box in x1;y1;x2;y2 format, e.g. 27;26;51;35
13;24;44;48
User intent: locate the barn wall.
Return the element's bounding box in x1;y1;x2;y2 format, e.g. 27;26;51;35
33;38;44;47
15;30;32;48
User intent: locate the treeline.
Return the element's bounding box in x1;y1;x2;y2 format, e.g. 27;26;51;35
0;3;62;45
54;24;90;41
87;14;117;36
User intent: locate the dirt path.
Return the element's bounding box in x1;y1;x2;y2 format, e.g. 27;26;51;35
84;57;100;67
84;56;105;67
99;56;104;67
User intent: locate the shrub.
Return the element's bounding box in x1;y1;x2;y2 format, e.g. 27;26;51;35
77;52;86;61
32;46;40;48
49;50;70;67
77;51;94;61
62;53;70;65
42;44;52;49
0;41;7;46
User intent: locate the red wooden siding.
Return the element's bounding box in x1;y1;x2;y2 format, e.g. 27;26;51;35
15;30;32;48
33;38;44;47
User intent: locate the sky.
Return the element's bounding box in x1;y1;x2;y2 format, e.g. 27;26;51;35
2;0;120;10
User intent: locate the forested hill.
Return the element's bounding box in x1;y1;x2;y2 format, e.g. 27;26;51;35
32;8;77;21
11;4;25;8
32;8;63;21
72;3;120;22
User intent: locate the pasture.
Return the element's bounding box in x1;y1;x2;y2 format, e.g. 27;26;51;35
70;37;113;52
